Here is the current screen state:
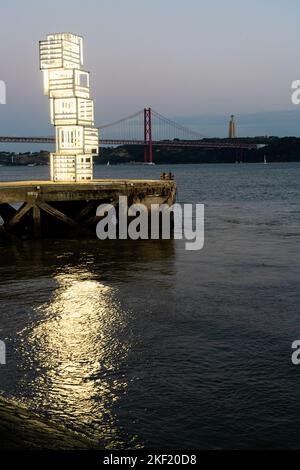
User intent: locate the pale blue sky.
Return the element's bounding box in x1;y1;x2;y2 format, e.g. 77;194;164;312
0;0;300;143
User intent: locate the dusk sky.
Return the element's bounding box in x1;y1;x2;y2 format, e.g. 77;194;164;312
1;0;300;144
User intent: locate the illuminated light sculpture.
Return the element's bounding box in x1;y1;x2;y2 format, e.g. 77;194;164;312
39;33;99;181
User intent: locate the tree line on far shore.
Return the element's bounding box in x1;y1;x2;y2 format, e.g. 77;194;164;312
1;137;300;165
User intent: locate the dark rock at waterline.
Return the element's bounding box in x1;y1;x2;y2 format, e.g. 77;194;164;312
0;396;101;450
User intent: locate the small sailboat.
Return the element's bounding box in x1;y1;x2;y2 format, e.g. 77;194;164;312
107;161;110;166
263;155;267;165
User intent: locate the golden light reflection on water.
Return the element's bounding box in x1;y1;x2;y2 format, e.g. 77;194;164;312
21;270;136;447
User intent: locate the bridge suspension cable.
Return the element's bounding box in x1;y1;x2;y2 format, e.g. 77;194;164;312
151;109;207;140
97;107;207;143
98;109;144;130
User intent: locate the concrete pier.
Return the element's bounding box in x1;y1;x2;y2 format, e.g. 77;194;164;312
0;178;176;241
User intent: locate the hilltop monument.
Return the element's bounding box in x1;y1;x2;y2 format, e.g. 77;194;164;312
228;114;236;139
39;33;98;182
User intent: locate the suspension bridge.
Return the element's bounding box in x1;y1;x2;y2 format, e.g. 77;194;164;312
0;107;258;163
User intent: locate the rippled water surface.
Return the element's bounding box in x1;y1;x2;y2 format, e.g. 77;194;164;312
0;163;299;449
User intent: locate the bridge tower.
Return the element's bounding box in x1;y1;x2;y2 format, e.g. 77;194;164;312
144;107;153;163
39;33;98;181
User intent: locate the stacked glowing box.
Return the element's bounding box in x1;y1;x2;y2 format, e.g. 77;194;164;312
39;33;98;181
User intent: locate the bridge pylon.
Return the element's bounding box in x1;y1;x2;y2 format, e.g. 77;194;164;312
144;107;153;163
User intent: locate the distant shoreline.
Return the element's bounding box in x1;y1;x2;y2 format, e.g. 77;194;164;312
1;136;300;165
1;160;300;167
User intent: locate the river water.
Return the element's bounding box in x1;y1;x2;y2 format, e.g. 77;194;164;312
0;163;299;449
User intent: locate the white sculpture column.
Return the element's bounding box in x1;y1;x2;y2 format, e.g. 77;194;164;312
39;33;99;182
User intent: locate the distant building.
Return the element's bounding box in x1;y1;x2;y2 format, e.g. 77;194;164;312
39;33;98;182
228;115;236;138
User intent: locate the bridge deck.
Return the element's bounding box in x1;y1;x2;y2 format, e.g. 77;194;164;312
0;135;258;149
